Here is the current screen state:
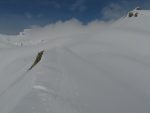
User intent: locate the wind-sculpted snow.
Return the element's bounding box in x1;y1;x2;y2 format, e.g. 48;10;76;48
0;10;150;113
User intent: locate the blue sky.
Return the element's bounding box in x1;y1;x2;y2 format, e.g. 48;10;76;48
0;0;149;34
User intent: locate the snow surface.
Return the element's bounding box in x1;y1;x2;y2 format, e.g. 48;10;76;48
0;10;150;113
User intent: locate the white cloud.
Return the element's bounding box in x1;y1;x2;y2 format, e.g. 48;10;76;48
17;18;112;43
71;0;87;12
101;3;128;20
37;13;43;18
50;1;61;9
25;13;32;19
37;0;61;9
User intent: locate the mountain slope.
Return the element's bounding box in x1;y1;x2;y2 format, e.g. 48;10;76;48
0;10;150;113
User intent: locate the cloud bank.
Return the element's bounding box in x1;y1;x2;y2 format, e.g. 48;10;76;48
16;18;112;45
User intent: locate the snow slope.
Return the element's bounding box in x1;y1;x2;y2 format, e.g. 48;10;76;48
0;10;150;113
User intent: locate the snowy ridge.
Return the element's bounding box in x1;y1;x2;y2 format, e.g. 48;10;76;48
0;10;150;113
